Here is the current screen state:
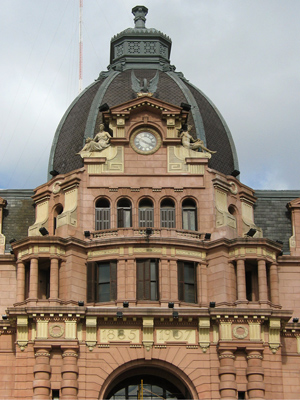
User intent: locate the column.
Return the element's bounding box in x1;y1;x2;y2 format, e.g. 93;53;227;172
160;259;170;302
258;259;268;302
218;349;237;399
117;259;126;301
246;349;265;399
228;262;236;302
49;257;59;299
29;257;39;299
269;263;280;305
61;348;79;399
16;260;25;302
33;348;51;399
200;263;208;306
236;259;246;301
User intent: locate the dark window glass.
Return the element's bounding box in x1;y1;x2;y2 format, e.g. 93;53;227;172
178;261;197;303
137;259;159;300
108;375;186;399
245;261;258;302
87;261;117;303
160;198;175;228
53;204;63;234
117;199;132;228
95;198;110;230
182;199;197;231
38;260;50;300
139;199;154;227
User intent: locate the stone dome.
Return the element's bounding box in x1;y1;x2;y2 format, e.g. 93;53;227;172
48;5;239;178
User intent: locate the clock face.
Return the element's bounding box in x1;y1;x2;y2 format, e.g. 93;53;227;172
131;129;161;155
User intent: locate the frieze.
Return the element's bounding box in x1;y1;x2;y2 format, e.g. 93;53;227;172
100;328;140;344
156;328;196;344
88;248;119;257
176;249;205;259
133;247;162;254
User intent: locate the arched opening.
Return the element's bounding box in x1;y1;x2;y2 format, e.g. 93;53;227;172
103;365;193;400
228;205;238;236
53;204;63;234
95;198;111;230
139;198;154;228
160;198;175;228
182;198;197;231
117;198;132;228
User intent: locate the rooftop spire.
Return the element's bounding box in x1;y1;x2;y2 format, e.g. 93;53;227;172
108;5;172;72
132;5;148;28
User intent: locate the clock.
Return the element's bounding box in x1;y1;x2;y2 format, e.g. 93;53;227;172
130;128;161;155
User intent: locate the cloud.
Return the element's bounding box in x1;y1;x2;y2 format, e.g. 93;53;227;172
1;0;299;190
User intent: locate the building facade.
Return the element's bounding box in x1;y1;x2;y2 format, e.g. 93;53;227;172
0;6;300;400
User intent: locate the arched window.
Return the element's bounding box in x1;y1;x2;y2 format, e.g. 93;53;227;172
160;198;175;228
139;198;154;227
182;198;197;231
117;198;132;228
95;198;110;230
53;204;63;234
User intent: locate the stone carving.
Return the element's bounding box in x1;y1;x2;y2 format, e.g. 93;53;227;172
233;325;248;339
79;124;111;154
49;324;64;338
131;70;159;95
180;125;216;154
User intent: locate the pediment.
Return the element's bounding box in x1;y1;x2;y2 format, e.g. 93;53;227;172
105;95;187;117
0;197;7;208
287;197;300;209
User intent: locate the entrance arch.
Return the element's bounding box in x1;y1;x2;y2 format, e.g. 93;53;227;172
100;359;197;399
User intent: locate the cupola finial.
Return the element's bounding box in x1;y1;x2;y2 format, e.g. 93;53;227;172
132;5;148;28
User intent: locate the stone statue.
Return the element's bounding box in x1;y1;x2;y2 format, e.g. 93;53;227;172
79;124;111;153
180;125;216;154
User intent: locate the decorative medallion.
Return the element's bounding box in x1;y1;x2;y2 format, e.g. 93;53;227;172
49;324;64;338
130;128;161;155
233;325;248;339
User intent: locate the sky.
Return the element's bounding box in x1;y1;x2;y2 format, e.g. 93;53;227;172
0;0;299;191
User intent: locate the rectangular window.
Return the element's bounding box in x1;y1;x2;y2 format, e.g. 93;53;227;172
137;259;159;300
161;208;175;228
38;261;50;299
95;208;110;230
25;262;30;299
245;261;258;302
178;261;197;303
87;261;117;303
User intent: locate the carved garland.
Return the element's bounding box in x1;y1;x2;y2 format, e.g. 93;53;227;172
233;325;249;339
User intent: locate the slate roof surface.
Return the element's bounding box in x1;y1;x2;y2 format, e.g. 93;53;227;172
51;69;237;178
0;190;35;252
254;190;300;254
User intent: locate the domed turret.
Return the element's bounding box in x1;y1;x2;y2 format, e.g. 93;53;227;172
48;6;238;178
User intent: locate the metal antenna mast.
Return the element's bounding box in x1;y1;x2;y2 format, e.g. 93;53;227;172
79;0;83;93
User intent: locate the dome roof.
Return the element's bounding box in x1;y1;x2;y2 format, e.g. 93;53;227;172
48;6;238;178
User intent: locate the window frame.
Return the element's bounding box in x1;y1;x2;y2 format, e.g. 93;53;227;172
160;198;175;228
95;198;111;230
87;260;117;303
139;199;154;228
178;261;197;303
117;198;132;228
136;259;159;301
182;198;197;231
